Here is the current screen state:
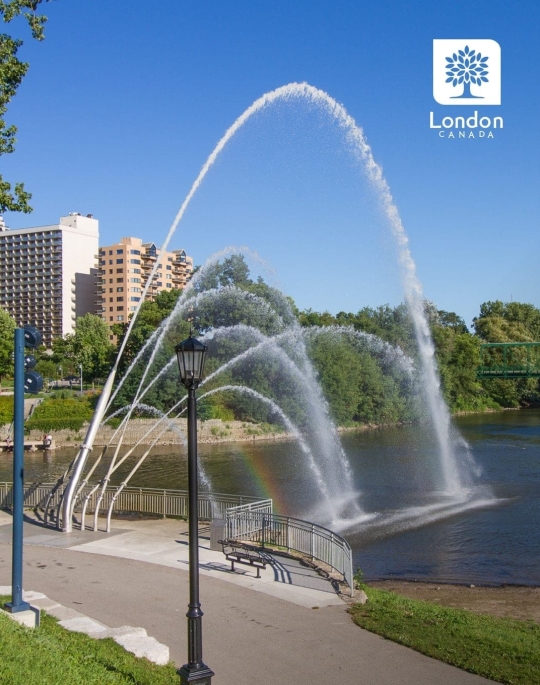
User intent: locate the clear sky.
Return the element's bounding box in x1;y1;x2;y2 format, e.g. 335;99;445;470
3;0;539;328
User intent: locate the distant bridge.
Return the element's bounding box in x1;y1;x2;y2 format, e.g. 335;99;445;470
477;342;540;379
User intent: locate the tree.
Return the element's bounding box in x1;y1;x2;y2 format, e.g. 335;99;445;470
445;44;489;99
54;314;115;382
0;1;50;214
0;306;15;388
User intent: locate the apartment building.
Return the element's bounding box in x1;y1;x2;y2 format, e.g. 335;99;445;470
0;214;99;346
98;237;193;325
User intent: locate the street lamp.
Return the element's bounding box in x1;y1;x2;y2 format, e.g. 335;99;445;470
79;364;83;393
175;334;213;685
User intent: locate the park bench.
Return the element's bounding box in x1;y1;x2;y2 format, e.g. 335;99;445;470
218;539;267;578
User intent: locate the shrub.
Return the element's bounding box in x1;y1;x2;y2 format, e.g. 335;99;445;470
25;395;95;432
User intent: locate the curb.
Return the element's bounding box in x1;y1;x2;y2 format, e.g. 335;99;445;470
0;586;170;665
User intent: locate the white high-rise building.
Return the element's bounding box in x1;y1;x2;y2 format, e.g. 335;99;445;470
0;213;99;346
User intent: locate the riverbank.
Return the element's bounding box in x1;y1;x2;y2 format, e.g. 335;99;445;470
2;418;290;449
368;581;540;623
0;404;532;449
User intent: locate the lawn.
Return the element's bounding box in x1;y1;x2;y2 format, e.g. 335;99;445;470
0;597;177;685
350;586;540;684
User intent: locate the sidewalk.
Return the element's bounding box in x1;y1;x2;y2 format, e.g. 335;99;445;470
0;510;495;685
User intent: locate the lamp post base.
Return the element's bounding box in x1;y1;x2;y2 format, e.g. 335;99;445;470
177;663;214;684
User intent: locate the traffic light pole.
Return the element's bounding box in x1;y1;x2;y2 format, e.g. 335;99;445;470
4;329;30;613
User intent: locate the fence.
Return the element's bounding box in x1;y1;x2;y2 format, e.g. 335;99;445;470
0;482;354;594
0;482;264;522
226;508;354;595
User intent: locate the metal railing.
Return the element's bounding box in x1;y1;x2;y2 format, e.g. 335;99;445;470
0;482;265;522
0;482;354;594
226;509;354;595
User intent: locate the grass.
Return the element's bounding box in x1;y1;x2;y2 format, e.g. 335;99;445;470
349;586;540;684
0;597;177;685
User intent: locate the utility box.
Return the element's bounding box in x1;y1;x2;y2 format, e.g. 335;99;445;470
210;519;226;551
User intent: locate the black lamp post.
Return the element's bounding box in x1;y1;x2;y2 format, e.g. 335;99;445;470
175;334;214;685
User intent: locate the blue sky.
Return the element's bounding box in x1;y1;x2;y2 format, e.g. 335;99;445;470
3;0;539;327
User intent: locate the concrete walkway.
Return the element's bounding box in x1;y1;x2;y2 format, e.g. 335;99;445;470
0;511;495;685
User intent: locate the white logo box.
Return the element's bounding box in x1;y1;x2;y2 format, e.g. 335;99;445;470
433;39;501;105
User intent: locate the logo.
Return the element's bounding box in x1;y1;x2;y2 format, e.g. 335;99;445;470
433;39;501;105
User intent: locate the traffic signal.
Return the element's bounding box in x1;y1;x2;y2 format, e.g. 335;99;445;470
22;327;43;394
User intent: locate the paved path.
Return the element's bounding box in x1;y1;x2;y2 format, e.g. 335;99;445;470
0;511;495;685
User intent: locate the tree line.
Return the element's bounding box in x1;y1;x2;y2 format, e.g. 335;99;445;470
2;255;539;428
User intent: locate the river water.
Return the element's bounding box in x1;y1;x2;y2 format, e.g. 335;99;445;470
2;409;539;586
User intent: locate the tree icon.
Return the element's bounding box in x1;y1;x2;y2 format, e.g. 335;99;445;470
445;45;489;99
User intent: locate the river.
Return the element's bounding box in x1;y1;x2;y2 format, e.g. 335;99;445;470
2;409;538;586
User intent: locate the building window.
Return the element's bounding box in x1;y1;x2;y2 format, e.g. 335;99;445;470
117;315;124;321
130;249;140;255
130;296;140;302
116;277;123;283
117;306;124;311
117;287;124;292
110;316;113;321
166;265;171;270
116;249;123;254
116;268;123;273
116;258;124;264
109;297;113;302
131;277;140;283
109;260;113;265
116;296;124;302
156;282;162;287
133;269;141;274
109;288;113;293
166;274;171;279
130;258;140;264
166;283;172;288
109;307;113;311
109;250;112;255
109;278;113;283
130;305;137;311
109;270;113;274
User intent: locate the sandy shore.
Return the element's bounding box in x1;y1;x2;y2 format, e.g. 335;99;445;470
369;580;540;623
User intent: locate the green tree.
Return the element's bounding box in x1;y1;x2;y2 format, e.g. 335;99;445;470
472;301;540;407
0;0;50;214
54;314;115;382
111;288;184;373
0;306;15;388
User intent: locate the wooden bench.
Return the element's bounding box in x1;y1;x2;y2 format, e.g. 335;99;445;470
218;539;267;578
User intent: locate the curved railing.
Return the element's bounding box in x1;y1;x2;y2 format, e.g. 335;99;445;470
225;505;354;596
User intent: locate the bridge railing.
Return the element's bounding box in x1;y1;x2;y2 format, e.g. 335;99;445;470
226;508;354;595
478;342;540;379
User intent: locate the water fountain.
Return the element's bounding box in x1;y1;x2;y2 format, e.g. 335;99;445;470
57;82;494;535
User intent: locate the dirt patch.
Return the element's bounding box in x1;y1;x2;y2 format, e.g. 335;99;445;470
369;580;540;623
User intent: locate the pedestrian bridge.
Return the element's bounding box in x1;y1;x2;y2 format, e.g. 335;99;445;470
477;342;540;379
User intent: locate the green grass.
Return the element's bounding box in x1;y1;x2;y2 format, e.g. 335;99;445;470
349;587;540;684
0;597;177;684
0;395;13;424
24;394;96;432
